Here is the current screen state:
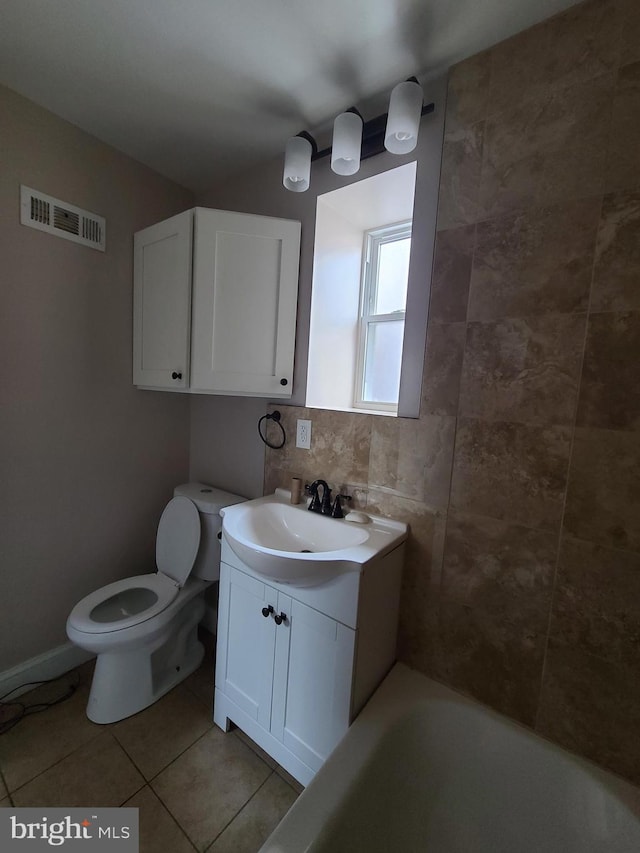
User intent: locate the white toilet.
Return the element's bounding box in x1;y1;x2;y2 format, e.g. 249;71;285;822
66;482;245;724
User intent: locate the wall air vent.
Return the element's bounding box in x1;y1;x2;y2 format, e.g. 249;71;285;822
20;185;106;252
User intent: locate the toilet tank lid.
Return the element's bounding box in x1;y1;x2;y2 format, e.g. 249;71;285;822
173;482;246;515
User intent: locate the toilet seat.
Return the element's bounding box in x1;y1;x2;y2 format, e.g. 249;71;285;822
68;572;180;634
68;496;202;635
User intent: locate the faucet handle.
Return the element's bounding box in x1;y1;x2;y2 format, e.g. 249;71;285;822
331;494;352;519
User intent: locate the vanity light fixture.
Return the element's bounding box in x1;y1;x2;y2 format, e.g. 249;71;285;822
283;133;315;193
384;79;424;154
282;77;433;192
331;108;363;176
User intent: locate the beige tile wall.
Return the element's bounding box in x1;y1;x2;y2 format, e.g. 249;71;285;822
264;0;640;785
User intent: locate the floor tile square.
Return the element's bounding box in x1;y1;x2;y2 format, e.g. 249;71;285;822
124;785;195;853
113;685;213;779
208;772;298;853
152;727;271;851
12;732;144;807
0;670;102;792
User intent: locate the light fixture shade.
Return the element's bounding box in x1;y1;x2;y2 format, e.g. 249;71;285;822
384;80;423;154
283;135;312;192
331;111;363;176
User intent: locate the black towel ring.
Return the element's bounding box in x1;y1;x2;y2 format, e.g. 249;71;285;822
258;410;286;449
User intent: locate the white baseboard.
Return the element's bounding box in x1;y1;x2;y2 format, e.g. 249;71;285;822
0;643;94;700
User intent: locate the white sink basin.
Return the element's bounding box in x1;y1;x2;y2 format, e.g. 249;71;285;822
221;491;408;586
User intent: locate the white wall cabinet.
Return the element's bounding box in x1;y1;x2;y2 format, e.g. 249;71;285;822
133;207;300;397
133;210;193;390
214;537;404;786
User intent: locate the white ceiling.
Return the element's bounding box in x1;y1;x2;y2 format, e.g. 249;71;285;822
1;0;580;193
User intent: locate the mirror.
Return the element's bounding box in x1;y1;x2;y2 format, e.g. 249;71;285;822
306;162;417;417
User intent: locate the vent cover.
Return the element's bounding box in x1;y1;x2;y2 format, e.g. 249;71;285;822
20;186;106;252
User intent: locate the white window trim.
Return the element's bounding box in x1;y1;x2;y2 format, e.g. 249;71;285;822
354;220;412;413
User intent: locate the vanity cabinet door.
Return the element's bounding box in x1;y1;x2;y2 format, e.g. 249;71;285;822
271;595;355;772
133;210;192;389
216;563;277;731
190;208;300;397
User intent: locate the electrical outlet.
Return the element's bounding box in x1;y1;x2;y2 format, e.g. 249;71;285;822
296;419;312;450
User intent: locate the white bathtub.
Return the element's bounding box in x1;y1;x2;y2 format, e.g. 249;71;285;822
261;663;640;852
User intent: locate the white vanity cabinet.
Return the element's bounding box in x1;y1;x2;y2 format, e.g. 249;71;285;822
214;537;405;786
133;207;300;397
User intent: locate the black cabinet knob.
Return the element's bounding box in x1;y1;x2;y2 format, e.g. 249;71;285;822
280;378;288;386
217;531;222;541
261;605;274;618
274;611;287;625
171;371;182;380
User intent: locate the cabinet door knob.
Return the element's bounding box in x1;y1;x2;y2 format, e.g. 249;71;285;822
261;605;274;618
172;371;182;380
280;378;288;386
274;611;287;625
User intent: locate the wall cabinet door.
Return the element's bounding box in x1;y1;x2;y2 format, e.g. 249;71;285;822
271;595;355;772
190;208;300;397
216;563;277;731
133;210;192;389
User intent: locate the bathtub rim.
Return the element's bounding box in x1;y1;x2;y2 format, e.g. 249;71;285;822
260;662;640;853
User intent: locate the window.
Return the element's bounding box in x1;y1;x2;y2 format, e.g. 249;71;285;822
305;163;419;417
354;222;411;413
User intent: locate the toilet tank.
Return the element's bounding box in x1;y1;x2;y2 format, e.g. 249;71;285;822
173;483;246;582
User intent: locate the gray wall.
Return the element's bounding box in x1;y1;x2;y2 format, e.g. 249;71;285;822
1;85;194;670
189;395;266;499
191;74;447;495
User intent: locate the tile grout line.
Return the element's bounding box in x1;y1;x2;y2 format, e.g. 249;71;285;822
0;766;11;804
6;726;105;800
118;779;147;807
114;717;215;788
120;782;199;853
203;769;278;853
533;189;605;734
437;216;478;618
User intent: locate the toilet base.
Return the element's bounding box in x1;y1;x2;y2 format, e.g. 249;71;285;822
86;596;206;724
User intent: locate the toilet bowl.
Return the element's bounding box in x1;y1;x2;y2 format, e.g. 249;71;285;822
66;482;245;724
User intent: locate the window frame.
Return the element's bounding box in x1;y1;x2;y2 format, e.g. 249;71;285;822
354;220;412;413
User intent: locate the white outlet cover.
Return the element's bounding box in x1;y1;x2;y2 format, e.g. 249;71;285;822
296;419;312;449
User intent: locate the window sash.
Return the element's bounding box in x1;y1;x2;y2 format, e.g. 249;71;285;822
354;221;411;412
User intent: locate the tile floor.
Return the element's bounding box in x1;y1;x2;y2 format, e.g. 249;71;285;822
0;631;301;852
